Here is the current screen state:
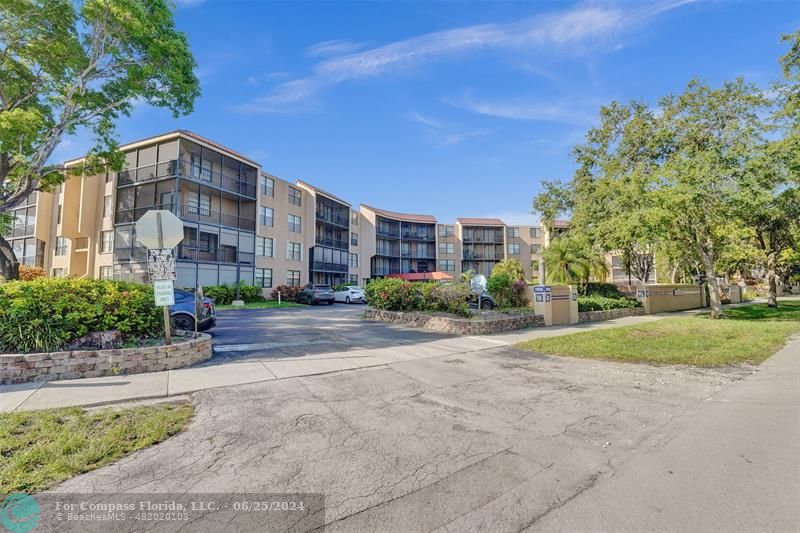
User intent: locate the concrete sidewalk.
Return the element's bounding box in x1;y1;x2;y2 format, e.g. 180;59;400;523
0;299;769;412
527;334;800;532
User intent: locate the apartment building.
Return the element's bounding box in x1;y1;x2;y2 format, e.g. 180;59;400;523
10;130;617;295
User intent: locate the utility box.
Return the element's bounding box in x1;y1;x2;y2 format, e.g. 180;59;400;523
531;285;579;326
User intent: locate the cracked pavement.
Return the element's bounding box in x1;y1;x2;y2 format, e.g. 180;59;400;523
47;341;753;532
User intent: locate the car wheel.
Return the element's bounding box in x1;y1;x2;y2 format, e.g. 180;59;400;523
328;299;335;305
345;296;351;304
480;300;494;310
171;314;195;331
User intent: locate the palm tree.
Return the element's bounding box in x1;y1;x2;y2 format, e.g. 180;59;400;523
543;237;590;284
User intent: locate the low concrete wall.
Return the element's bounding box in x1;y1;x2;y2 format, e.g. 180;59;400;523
363;308;544;335
578;306;646;323
0;333;212;385
636;284;705;314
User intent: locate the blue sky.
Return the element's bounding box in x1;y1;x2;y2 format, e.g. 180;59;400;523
58;0;799;224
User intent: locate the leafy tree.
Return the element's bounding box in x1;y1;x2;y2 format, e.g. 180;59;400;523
542;236;606;285
0;0;200;279
532;178;572;235
491;258;525;281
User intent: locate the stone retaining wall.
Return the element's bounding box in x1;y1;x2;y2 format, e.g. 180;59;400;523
364;308;545;335
0;333;212;385
578;306;646;323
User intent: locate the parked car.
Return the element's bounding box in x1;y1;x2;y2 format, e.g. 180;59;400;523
468;292;496;310
335;285;365;304
170;289;216;331
296;284;335;305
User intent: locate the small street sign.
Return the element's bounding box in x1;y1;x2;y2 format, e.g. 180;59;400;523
135;210;184;249
148;248;176;281
154;280;175;307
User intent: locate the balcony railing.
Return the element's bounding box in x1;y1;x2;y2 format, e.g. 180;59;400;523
315;236;348;249
310;261;348;273
400;232;436;241
376;228;400;238
176;245;255;265
376;248;400;257
316;211;349;228
114;247;149;262
401;251;435;259
178;204;256;231
116;159;257;198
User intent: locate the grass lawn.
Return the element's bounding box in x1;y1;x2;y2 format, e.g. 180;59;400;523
216;300;304;310
0;402;193;493
517;302;800;367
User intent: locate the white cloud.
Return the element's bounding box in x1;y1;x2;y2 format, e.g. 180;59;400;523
407;111;444;129
306;39;368;58
174;0;206;6
443;93;595;124
443;128;490;145
236;1;695;113
246;72;291;85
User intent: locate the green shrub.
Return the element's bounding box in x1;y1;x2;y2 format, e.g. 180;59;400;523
487;273;529;308
271;285;301;301
427;283;471;316
577;295;640;312
579;282;627;298
364;278;422;311
202;285;233;305
0;279;162;353
237;284;265;303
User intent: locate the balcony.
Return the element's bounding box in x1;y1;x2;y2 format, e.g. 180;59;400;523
400;231;436;241
315;211;349;228
311;261;348;273
178;204;256;232
376;228;400;239
116;159;257;198
376;247;400;257
315;236;348;249
177;245;255;265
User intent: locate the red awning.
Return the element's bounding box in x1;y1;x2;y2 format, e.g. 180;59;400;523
386;272;454;281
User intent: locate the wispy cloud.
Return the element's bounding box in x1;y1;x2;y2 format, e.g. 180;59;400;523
443;92;595;124
306;39;368;58
174;0;206;6
246;71;291;86
443;129;490;145
407;111;444;129
235;1;696;113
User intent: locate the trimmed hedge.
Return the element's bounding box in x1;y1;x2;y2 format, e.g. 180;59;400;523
0;279;163;353
365;279;471;317
578;295;640;312
202;284;265;305
578;282;628;298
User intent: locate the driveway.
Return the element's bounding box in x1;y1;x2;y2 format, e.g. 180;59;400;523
208;304;455;361
48;339;760;532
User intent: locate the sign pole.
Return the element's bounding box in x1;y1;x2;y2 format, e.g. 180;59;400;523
156;212;172;346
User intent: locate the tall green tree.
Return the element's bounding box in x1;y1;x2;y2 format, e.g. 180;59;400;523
0;0;200;279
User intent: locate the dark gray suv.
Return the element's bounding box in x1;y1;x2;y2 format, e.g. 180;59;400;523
295;284;335;305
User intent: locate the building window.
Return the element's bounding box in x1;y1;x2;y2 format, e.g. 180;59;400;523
439;243;455;254
531;244;542;254
256;237;273;257
100;231;113;253
508;227;520;238
288;214;301;233
103;195;113;218
439;260;455;271
288;186;302;206
260;207;274;227
260;175;274;197
52;268;65;278
255;268;273;288
55;237;68;256
99;266;113;280
508;243;520;255
349;253;359;267
530;227;541;238
351;212;358;226
287;270;301;287
287;241;302;261
351;232;358;246
349;274;358;283
438;225;454;237
187;192;211;216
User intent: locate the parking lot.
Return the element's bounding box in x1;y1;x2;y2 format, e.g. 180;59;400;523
208;303;454;362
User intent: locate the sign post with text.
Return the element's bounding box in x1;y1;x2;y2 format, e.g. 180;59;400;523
135;210;184;345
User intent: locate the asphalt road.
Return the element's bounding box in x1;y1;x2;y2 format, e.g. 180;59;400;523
47;324;789;531
207;303;454;361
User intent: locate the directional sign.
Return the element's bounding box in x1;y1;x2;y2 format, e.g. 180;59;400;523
135;210;184;249
148;248;176;281
153;280;175;307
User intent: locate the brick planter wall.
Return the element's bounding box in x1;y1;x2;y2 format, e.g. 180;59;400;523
0;333;213;385
363;308;545;335
578;306;646;323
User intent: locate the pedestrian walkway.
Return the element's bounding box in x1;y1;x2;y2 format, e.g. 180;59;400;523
0;299;769;412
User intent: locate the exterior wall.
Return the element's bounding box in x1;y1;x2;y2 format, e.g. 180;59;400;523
363;308;545;335
636;284;704;314
436;223;461;278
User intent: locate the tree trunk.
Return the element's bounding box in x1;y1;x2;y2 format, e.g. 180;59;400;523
0;235;20;281
766;252;778;308
697;246;722;318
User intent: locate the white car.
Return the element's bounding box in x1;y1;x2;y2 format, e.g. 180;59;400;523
335;286;365;304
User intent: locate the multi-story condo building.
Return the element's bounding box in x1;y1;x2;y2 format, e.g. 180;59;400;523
9;130;645;295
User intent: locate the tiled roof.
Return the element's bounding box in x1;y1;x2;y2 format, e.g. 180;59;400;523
360;204;436;224
295;180;352;206
456;217;506;226
553;219;571;228
176;130;261;166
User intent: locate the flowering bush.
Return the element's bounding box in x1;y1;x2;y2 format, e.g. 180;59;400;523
270;285;301;301
487;273;529;308
365;278;422;311
18;265;46;281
